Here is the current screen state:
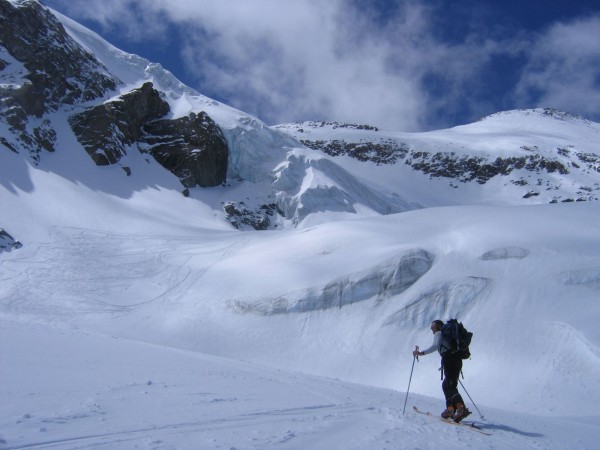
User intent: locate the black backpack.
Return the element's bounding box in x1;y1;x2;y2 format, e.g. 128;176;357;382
441;319;472;359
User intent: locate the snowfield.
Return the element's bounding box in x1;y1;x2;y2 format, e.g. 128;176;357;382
1;1;600;448
2;177;599;448
2;318;599;449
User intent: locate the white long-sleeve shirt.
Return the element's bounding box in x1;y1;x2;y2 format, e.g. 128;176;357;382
420;330;449;355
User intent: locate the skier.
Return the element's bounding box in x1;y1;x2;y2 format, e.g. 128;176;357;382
413;319;471;422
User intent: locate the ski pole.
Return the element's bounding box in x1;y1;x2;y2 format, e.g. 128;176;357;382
458;379;485;421
402;346;418;415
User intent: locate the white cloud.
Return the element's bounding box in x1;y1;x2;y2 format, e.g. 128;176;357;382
516;16;600;119
166;0;432;130
45;1;600;130
47;0;437;130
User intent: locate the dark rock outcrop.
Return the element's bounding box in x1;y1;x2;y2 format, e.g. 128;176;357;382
0;228;22;252
69;82;170;165
144;112;228;188
0;0;118;112
404;151;570;184
69;82;229;187
223;202;280;230
301;139;408;165
300;137;572;183
0;0;119;162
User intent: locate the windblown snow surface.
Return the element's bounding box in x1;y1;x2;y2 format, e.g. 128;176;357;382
2;164;600;449
1;4;600;449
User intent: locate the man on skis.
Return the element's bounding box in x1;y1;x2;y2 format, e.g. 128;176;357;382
413;320;471;422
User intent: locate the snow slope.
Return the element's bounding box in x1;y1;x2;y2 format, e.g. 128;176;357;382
2;320;598;449
275;109;600;210
2;151;600;447
1;2;600;448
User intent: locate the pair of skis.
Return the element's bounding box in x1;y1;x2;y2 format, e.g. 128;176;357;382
413;406;492;435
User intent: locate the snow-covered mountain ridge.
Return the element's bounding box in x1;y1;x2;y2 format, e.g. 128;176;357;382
275;107;600;207
2;0;600;232
2;1;600;448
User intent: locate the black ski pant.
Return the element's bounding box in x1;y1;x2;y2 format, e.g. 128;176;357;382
441;352;464;408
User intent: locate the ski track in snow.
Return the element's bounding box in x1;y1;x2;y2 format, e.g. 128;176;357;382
2;206;600;450
1;320;598;450
4;405;355;450
0;226;246;316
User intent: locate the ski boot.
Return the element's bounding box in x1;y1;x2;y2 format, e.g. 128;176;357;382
440;406;455;419
453;403;471;423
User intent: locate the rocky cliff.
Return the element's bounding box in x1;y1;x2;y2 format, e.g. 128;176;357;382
0;0;118;161
1;0;228;188
68;81;228;187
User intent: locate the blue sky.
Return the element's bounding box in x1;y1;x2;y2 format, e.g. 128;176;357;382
42;0;600;131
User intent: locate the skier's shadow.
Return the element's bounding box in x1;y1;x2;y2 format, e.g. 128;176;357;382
473;422;544;437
